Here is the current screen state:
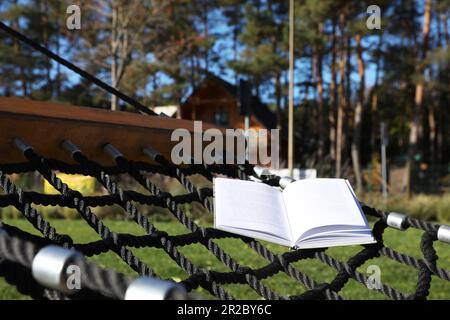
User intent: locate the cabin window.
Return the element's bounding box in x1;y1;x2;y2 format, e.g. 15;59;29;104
214;110;229;126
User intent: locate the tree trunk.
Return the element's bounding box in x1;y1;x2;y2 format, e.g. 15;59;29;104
111;2;119;111
329;16;337;162
343;31;352;161
442;13;449;45
42;0;52;98
12;0;28;96
428;98;436;163
351;33;365;193
404;0;432;196
437;13;449;163
275;72;282;130
336;11;347;178
232;2;240;85
370;34;383;162
303;63;311;106
316;23;325;159
203;0;209;72
176;89;182;119
151;74;158;107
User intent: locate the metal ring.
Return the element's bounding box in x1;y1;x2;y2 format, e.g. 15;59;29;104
124;277;187;300
386;212;408;230
437;225;450;244
61;140;81;157
103;143;123;160
31;245;82;294
253;166;272;177
13;138;33;153
143;146;161;160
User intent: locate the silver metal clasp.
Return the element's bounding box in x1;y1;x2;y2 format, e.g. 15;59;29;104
386;212;408;230
124;277;187;300
31;245;82;294
61;140;81;157
437;225;450;244
103;143;123;160
13;138;33;153
253;166;272;177
279;176;295;189
143;146;161;161
0;227;7;237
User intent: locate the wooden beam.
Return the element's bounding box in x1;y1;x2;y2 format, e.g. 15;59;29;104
0;97;222;166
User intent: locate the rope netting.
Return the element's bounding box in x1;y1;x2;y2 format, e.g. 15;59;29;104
0;140;449;300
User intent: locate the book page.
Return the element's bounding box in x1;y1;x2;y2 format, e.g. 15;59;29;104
282;179;370;242
214;178;292;244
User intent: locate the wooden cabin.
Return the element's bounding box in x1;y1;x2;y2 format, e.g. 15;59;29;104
181;74;276;130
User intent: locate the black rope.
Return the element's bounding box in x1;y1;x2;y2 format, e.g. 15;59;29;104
0;142;449;300
0;231;129;299
16;149;156;278
17;145;234;299
140;148;343;299
107;149;282;299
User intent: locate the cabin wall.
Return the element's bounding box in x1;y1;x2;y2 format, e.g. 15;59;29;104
181;83;266;130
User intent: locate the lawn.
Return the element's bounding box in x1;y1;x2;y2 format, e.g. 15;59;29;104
0;218;449;300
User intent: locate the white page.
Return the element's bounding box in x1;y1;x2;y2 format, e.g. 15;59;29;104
214;178;292;244
282;179;371;242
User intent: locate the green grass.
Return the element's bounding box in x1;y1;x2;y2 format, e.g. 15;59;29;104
3;190;449;224
0;218;449;300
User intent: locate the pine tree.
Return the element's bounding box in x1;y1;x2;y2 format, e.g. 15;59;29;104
404;0;432;195
229;0;288;130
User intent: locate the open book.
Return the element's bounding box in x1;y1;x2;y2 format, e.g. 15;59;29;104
213;178;375;249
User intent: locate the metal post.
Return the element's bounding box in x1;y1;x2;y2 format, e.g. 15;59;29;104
244;115;250;134
380;122;388;200
244;114;250;162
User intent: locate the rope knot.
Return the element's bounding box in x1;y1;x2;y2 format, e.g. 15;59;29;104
56;234;74;248
235;266;252;275
293;283;330;300
153;230;169;240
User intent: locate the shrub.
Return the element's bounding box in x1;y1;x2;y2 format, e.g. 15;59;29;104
361;192;450;223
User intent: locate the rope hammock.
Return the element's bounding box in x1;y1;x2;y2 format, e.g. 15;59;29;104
0;22;449;300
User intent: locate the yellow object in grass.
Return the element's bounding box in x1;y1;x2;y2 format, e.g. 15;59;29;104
43;173;97;195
